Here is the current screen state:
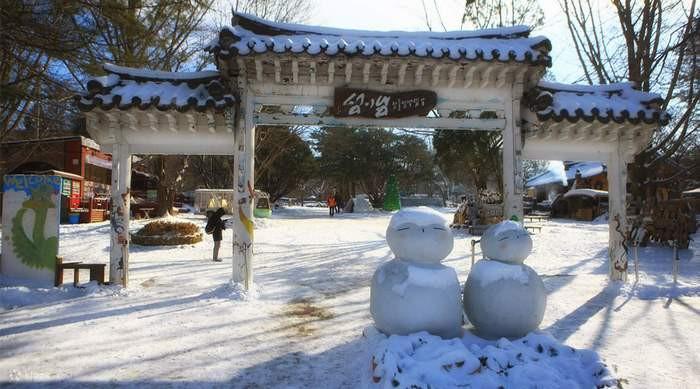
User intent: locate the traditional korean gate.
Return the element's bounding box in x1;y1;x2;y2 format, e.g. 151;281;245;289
77;13;667;288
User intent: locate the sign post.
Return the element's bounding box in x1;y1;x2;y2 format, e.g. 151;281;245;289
332;88;437;119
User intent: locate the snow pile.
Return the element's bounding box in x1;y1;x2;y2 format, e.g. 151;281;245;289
470;259;530;287
367;331;617;389
204;280;259;301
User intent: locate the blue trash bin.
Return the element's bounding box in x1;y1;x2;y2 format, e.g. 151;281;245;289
68;214;80;224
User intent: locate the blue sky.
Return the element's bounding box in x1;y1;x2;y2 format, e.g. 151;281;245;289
305;0;589;83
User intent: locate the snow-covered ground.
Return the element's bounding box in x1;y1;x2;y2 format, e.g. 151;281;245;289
1;207;698;388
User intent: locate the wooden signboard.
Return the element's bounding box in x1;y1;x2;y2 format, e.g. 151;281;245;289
332;88;437;118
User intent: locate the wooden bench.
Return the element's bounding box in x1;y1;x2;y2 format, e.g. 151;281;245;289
55;256;107;287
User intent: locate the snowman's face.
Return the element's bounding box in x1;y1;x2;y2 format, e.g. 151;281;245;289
386;208;454;264
481;221;532;264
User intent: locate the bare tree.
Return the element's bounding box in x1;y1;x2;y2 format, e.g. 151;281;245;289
232;0;311;23
560;0;698;203
462;0;544;29
0;1;91;144
427;1;544;194
189;0;313;199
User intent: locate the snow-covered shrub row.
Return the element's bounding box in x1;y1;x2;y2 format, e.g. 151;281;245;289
367;331;617;389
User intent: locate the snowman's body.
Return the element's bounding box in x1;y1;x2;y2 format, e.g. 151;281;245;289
462;221;546;339
370;207;462;339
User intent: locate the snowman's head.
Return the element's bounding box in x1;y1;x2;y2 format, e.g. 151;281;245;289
480;220;532;264
386;207;454;264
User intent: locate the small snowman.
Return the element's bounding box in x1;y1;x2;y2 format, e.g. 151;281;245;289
370;207;462;339
462;220;546;339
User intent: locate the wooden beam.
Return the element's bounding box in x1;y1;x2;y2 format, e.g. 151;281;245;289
574;122;595;141
539;126;554;140
224;110;235;133
254;59;263;82
124;112;139;132
514;66;528;84
480;66;494;88
380;62;389;85
495;67;510;88
274;58;281;83
345;62;352;83
165;113;178;133
362;62;371;83
398;63;408;86
447;65;460;88
206;112;217;133
309;60;317;84
431;64;443;87
236;58;247;78
185;113;197;133
605;127;619;142
291;59;299;83
146;112;159;132
464;65;478;88
328;61;335;84
414;64;425;86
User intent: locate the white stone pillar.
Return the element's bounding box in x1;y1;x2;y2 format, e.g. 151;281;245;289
607;141;629;281
503;89;524;222
109;143;132;286
232;90;256;290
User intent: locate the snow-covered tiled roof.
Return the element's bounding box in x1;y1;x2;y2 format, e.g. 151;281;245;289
207;13;551;66
526;161;605;187
528;81;669;125
76;64;236;113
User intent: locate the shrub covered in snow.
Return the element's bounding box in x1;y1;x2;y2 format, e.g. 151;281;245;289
131;219;203;246
366;331;617;389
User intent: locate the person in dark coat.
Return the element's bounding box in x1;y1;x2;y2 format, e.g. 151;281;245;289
205;207;226;262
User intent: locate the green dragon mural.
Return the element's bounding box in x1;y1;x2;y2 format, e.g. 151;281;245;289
11;184;59;270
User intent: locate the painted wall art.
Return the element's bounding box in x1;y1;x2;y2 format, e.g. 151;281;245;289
1;175;62;285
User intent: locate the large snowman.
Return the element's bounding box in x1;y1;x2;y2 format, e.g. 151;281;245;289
370;207;462;339
463;220;546;339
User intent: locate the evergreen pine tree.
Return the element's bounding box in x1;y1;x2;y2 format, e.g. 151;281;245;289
383;175;401;211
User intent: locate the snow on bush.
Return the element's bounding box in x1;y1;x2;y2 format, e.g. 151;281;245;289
131;219;203;246
366;331;617;389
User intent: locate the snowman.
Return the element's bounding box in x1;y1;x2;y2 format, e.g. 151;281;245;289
462;220;546;339
370;207;462;339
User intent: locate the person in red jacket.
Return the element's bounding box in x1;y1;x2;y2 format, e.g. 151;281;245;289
327;193;337;217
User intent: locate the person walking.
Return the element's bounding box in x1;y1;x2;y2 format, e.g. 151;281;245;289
327;192;337;217
205;207;226;262
335;193;343;214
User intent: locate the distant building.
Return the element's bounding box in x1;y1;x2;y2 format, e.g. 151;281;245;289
0;136;154;222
